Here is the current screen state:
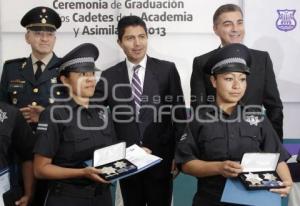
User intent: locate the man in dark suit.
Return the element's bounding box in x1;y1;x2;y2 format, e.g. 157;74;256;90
0;6;62;206
0;6;62;129
190;4;283;141
94;16;186;206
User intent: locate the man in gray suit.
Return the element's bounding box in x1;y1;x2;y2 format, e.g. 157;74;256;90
190;4;283;141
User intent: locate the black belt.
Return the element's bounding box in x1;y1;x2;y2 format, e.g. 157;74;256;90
50;182;107;198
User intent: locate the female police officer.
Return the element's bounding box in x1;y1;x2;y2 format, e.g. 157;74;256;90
176;43;293;206
33;43;116;206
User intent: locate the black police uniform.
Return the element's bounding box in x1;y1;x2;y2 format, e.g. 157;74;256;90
176;44;290;206
34;100;115;206
34;43;115;206
176;106;290;206
0;101;35;205
0;101;34;169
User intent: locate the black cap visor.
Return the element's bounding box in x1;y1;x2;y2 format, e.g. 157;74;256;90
213;63;250;75
60;63;100;74
27;25;56;32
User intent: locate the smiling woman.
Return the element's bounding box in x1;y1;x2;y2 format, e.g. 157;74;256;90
33;43;117;206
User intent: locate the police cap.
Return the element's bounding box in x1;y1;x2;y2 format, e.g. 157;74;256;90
21;6;61;32
55;43;100;74
205;43;251;75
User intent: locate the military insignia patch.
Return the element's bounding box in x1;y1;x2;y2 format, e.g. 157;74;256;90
98;110;106;121
245;115;262;126
51;78;57;84
22;62;27;69
180;133;187;141
0;109;8;123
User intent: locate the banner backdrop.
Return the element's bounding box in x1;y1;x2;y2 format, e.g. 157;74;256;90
0;0;239;106
1;0;300;138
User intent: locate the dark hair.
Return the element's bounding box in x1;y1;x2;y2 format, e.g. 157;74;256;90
117;15;147;41
213;4;243;25
58;70;70;81
56;71;71;97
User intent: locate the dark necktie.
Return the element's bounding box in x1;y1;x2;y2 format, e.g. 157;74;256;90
35;61;43;80
132;65;142;112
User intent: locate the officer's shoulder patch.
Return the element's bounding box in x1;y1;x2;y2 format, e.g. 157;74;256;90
37;123;48;131
179;132;188;141
4;57;27;65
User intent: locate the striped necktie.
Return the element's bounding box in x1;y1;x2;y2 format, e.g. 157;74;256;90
132;65;142;112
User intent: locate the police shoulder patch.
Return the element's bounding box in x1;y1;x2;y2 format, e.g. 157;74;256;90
37;123;48;131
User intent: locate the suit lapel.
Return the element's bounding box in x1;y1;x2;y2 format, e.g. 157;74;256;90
139;57;158;120
117;61;135;106
20;57;36;86
36;54;60;85
241;49;255;104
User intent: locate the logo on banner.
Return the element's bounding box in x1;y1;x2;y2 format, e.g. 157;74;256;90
276;9;297;32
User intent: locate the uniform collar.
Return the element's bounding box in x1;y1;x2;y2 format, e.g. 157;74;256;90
66;98;80;109
31;52;53;65
206;102;242;119
66;98;97;113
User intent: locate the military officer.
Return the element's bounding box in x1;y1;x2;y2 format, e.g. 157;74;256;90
0;6;62;129
33;43;116;206
0;101;35;206
0;6;62;206
176;43;293;206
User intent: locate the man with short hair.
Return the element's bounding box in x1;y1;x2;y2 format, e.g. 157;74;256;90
0;6;62;129
94;15;186;206
190;4;284;141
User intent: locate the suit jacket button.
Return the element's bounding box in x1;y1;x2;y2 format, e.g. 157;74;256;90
32;102;37;106
33;88;39;93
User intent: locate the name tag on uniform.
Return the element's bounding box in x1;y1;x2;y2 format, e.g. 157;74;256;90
0;168;10;206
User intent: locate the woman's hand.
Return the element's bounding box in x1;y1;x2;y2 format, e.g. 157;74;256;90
219;160;243;178
83;167;110;184
15;195;31;206
270;181;293;197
